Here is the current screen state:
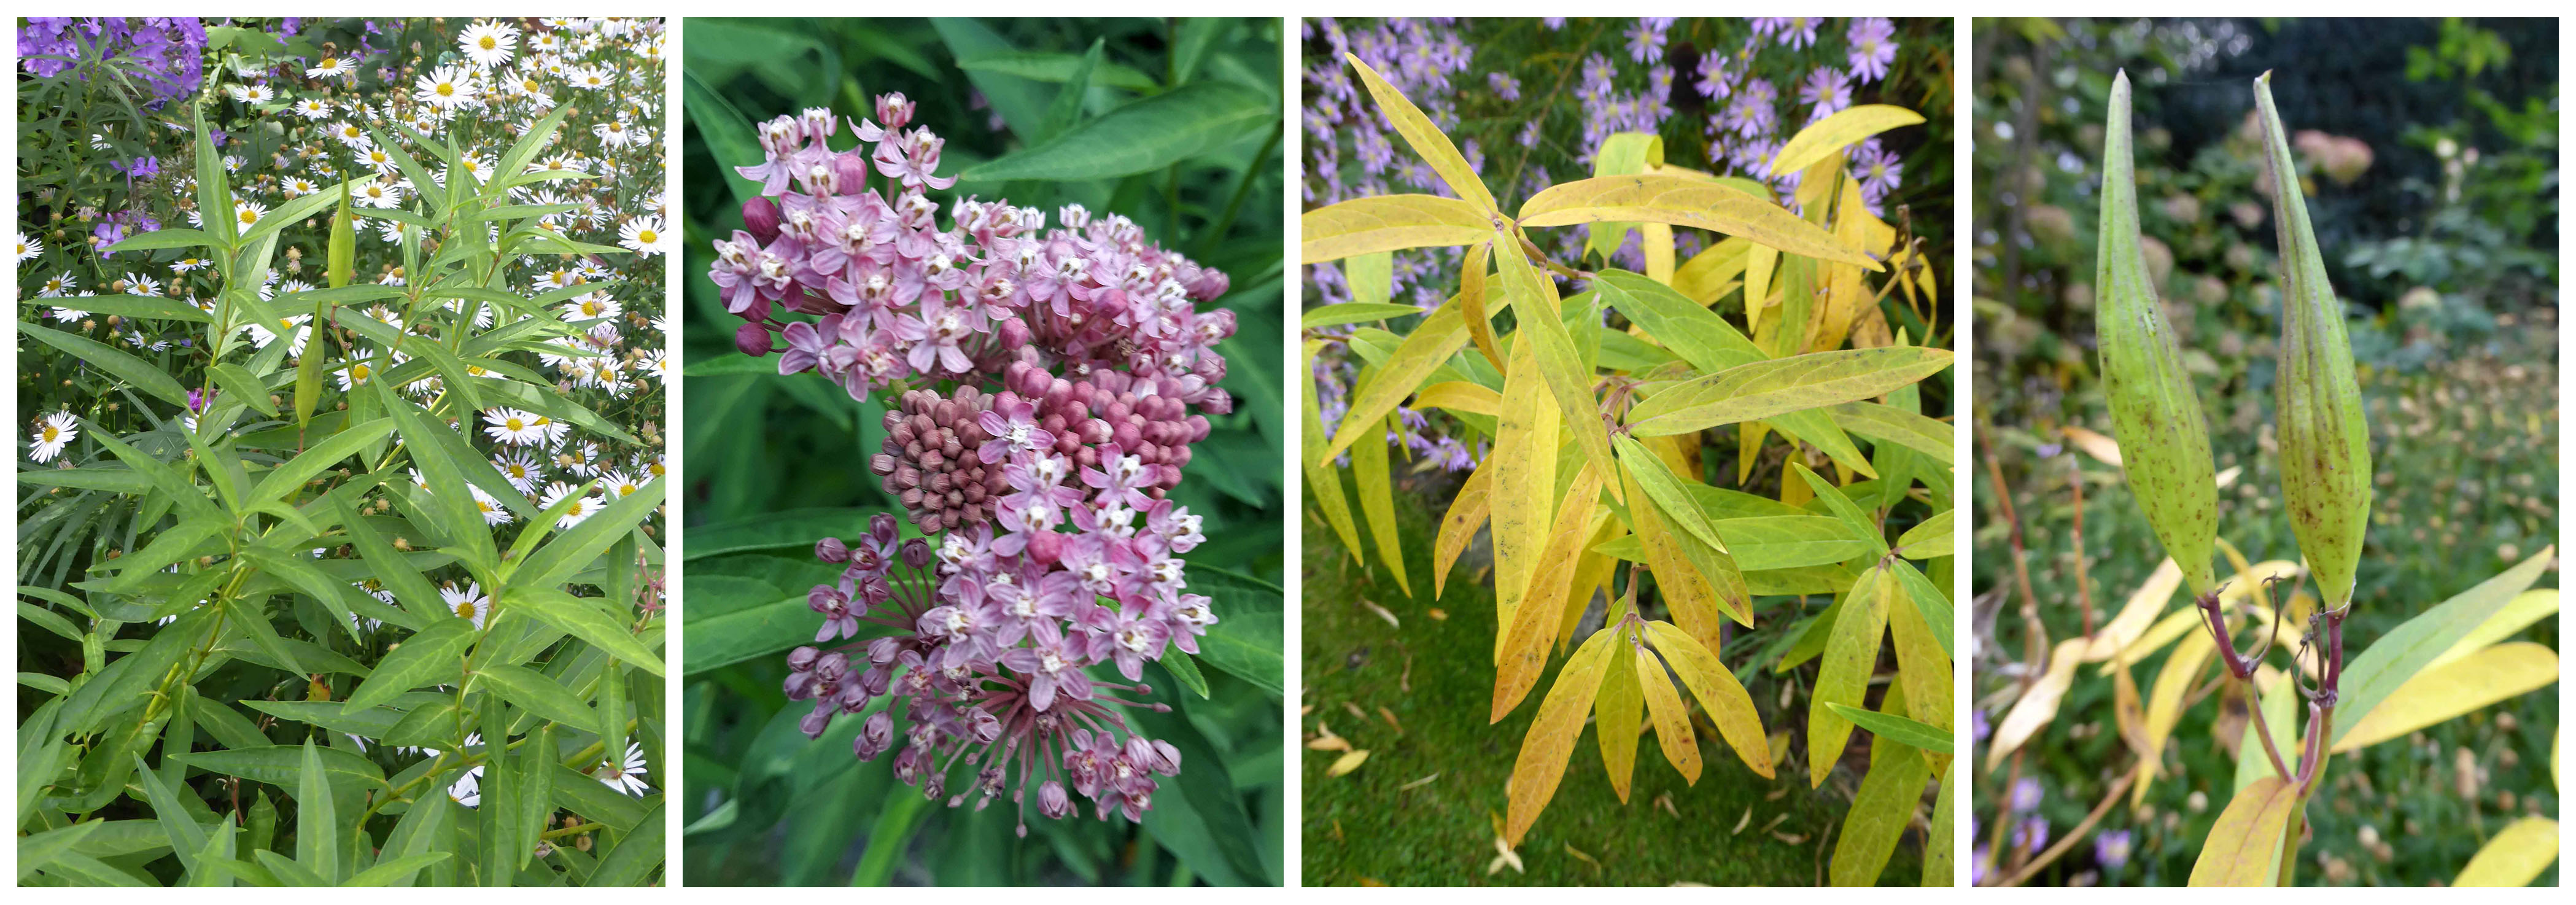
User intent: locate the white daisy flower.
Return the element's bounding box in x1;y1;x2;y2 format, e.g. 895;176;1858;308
440;581;491;628
292;98;333;120
469;484;516;527
458;21;520;68
559;292;621;322
601;470;646;499
413;65;478;111
493;450;545;494
447;765;484;807
172;257;211;273
37;271;77;297
245;314;312;356
29;411;79;463
354;179;405;209
305;56;355;80
228;199;269;235
540;481;605;530
15;231;42;261
616;217;668;257
481;408;546;446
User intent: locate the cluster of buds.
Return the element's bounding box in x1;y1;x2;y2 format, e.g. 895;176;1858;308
740;93;1236;829
712;93;1237;413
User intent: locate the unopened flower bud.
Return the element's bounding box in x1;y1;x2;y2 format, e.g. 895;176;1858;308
815;537;850;562
835;149;872;195
740;196;781;243
901;537;933;569
735;322;775;356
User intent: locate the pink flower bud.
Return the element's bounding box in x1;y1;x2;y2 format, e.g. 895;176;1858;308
815;537;849;562
835;149;872;194
740;196;781;243
735;322;775;356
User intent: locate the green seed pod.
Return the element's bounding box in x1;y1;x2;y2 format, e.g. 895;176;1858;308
2095;71;2221;596
2254;72;2372;610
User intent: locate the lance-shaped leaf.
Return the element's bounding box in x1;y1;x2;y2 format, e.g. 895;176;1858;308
2334;546;2553;746
1620;468;1739;651
2135;625;2216;804
1615;434;1728;554
296;739;341;882
1793;462;1889;555
1635;649;1702;783
1830;708;1934;887
1585;132;1664;262
2452;816;2559;887
1831;401;1956;468
1346;251;1394;306
1351;410;1408;597
1821;703;1953;755
1301;341;1366;559
2334;641;2556;752
2254;72;2373;610
1490;334;1559;623
511;478;664;590
1594;269;1765;373
1896;508;1953;559
2189;775;2300;887
1626;346;1954;437
506;588;665;675
1300;302;1426;329
1519;174;1879;270
960;80;1271;182
1413;380;1500;416
1344;53;1497;214
1596;635;1644;801
1502;631;1620;847
1885;569;1952;746
1459;241;1502;370
1811;565;1895;787
475;662;595;728
1432;459;1492;599
2096;71;2221;596
1300;194;1494;263
1772;104;1928;177
1493;465;1607;720
1642;620;1772;778
1495;235;1622;505
341;617;479;713
1925;763;1955;887
249;417;395;504
2426;589;2558;670
21;323;193;407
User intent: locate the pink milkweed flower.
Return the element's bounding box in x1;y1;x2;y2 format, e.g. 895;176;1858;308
976;398;1055;463
875;126;956;190
902;293;980;375
1084;600;1169;681
1143;499;1205;554
1082;444;1157;510
999;621;1093;710
850;91;916;142
809;577;859;641
778;314;840;375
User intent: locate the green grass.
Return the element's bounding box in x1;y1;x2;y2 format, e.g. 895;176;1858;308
1299;495;1923;886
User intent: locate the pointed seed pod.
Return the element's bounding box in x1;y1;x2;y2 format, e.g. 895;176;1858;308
2254;72;2372;610
2096;70;2221;594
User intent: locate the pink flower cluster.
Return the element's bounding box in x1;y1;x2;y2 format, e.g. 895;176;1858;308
744;94;1236;831
711;93;1238;412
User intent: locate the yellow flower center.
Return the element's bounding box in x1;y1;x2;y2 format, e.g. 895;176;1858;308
436;83;455;98
636;229;657;244
479;36;498;50
454;600;477;618
351;363;371;380
237;209;258;225
42;427;61;442
505;418;526;432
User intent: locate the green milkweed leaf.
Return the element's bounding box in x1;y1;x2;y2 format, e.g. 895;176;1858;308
21;323;193;407
960;80;1271;182
475;663;594;728
341;617;479;713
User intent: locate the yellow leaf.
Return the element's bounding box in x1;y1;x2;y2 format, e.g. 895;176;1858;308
1496;235;1623;508
1352;410;1410;598
1812;564;1894;787
1635;648;1701;784
2080;558;2182;662
1896;508;1953;559
1559;521;1623;651
2061;424;2124;467
1583;131;1665;263
1494;465;1607;720
2135;624;2216;805
1643;222;1675;284
1328;749;1371;777
1459;240;1502;371
1346;251;1394;305
1772;105;1928;179
1670;235;1751;306
1490;335;1559;626
1344;54;1497;214
1302;340;1365;559
2188;776;2300;887
1626;347;1956;438
2426;589;2558;670
1413;381;1500;417
1432;457;1492;600
1505;628;1620;846
1519;175;1880;270
1300;193;1494;263
2335;641;2558;752
1643;620;1772;779
2453;816;2559;887
1923;763;1955;887
1621;468;1730;654
1887;573;1950;775
1985;639;2087;771
1597;636;1644;802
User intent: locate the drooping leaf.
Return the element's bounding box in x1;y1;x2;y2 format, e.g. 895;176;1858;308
1350;411;1408;597
1503;628;1619;846
21;323;194;407
2334;546;2554;745
2335;641;2556;752
1432;458;1492;599
1925;763;1956;887
1634;648;1701;784
1829;715;1933;887
1642;620;1772;778
2452;816;2559;887
960;80;1270;182
1772;105;1928;177
1811;564;1895;787
1493;465;1607;720
507;588;665;676
1489;334;1559;625
1595;636;1644;801
1344;54;1496;213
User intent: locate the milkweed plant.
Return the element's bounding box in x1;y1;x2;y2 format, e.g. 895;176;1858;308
17;17;671;887
710;90;1242;833
1300;31;1957;885
1975;70;2559;887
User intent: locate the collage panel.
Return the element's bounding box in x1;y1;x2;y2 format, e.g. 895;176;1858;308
15;17;672;885
675;17;1287;887
1297;17;1959;887
1969;18;2559;888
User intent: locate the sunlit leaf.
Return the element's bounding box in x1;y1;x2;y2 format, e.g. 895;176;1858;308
1595;637;1643;802
2335;641;2556;752
1643;621;1772;779
1344;54;1497;214
2334;546;2554;746
1772;104;1928;177
1504;628;1619;846
2453;816;2559;887
1634;648;1701;784
1519;175;1879;269
1626;346;1953;437
1494;466;1607;720
1810;564;1893;787
1300;194;1494;264
2189;775;2300;887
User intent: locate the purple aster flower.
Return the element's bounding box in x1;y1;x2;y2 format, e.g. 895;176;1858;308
1694;53;1730;99
1801;66;1852;123
1847;17;1899;84
1624;18;1667;63
2095;829;2133;870
1780;16;1820;49
2009;777;2043;812
1488;71;1521;102
2011;817;2051;852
